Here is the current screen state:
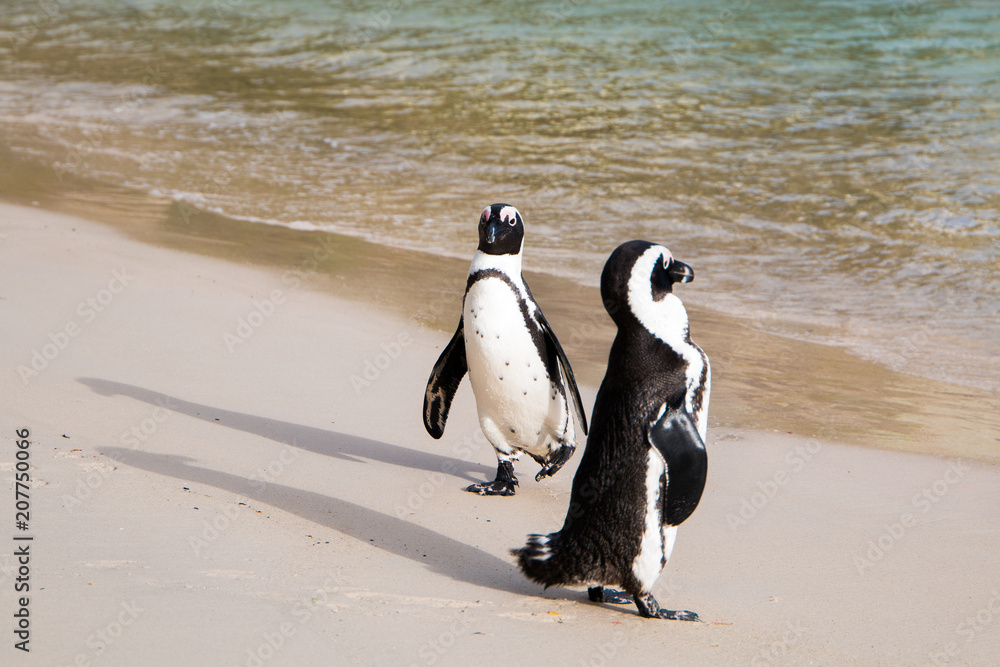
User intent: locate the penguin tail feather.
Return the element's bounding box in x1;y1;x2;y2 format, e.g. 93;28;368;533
511;532;572;588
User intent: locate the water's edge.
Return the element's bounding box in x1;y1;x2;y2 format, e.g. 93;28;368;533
4;152;997;464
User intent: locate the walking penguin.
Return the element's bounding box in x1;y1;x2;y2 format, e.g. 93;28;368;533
423;204;588;496
512;240;710;619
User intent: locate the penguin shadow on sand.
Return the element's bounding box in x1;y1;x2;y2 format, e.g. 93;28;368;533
100;446;541;596
78;378;612;607
77;377;488;483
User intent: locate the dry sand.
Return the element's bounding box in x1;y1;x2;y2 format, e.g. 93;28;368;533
1;202;999;666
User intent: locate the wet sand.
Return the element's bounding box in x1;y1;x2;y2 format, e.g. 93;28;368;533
1;202;998;665
3;154;997;464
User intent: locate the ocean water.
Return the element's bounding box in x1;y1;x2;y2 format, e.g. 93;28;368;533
1;0;998;393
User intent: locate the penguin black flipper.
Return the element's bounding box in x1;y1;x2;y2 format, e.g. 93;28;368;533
535;309;589;437
423;317;468;439
649;403;708;526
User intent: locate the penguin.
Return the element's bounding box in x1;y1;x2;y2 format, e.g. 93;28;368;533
512;240;710;620
423;204;589;496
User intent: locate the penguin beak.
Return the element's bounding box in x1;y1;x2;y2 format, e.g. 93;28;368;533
485;219;500;245
668;259;694;284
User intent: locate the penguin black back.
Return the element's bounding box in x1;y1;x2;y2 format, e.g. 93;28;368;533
514;240;710;620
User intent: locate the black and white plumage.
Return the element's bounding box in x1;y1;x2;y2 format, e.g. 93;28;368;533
513;240;710;620
423;204;588;496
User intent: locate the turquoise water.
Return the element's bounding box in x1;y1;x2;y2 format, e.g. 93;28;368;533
1;0;998;392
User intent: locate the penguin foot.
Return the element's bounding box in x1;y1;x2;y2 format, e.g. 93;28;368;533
465;479;518;496
466;460;518;496
634;593;700;622
534;443;576;482
588;586;634;605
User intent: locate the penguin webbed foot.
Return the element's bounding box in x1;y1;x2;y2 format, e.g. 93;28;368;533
534;443;576;482
466;460;518;496
465;478;518;496
634;593;700;622
588;586;633;605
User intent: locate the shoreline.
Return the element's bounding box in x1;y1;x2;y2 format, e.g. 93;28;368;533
1;158;997;463
1;202;998;665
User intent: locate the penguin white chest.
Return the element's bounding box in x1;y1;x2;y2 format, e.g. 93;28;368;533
463;278;564;455
632;449;671;591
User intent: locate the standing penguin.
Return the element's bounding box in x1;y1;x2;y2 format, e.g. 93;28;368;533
423;204;588;496
513;240;710;620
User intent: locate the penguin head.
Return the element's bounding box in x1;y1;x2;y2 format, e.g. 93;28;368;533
477;204;524;256
601;240;695;326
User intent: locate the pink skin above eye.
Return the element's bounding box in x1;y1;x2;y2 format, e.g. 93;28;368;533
497;205;519;225
481;207;491;222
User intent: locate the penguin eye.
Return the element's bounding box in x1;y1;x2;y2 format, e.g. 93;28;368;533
507;217;516;226
481;208;490;224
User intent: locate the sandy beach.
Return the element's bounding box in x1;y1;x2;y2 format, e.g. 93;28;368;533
2;202;999;666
